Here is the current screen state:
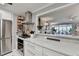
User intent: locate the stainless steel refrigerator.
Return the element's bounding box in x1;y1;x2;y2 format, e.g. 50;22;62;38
0;20;12;55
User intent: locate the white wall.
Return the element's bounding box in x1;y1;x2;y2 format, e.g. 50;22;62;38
12;14;17;50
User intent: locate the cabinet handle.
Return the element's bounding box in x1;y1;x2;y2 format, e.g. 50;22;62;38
47;38;60;42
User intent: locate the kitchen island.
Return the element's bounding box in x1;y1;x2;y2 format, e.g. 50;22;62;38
17;34;79;56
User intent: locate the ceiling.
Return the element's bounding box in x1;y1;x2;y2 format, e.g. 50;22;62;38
0;3;51;16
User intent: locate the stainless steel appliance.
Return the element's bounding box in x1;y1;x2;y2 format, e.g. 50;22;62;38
18;38;24;56
22;11;34;34
0;20;12;55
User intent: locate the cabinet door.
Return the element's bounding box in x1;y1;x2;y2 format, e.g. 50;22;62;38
32;44;42;56
24;47;36;56
2;11;12;20
24;41;35;56
24;41;42;56
43;48;64;56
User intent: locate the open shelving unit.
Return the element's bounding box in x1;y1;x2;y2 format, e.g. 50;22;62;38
17;16;25;32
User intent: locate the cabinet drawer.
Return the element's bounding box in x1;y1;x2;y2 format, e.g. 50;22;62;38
43;48;64;56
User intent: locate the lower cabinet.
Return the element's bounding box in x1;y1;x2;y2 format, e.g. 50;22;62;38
24;48;35;56
24;41;42;56
43;48;64;56
24;41;65;56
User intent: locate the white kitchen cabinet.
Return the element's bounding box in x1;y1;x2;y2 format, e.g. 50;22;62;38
24;40;65;56
31;43;42;56
0;10;12;20
24;47;36;56
2;11;12;20
43;48;64;56
24;41;42;56
19;35;79;56
24;41;33;56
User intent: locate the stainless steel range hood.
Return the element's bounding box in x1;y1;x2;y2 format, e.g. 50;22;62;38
22;11;34;34
22;11;34;25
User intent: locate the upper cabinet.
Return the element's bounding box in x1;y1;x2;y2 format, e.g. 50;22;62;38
0;9;12;20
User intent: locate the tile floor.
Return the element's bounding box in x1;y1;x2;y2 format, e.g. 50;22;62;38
4;50;22;56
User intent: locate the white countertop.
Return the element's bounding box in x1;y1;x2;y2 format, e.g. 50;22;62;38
36;34;79;40
17;35;79;56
